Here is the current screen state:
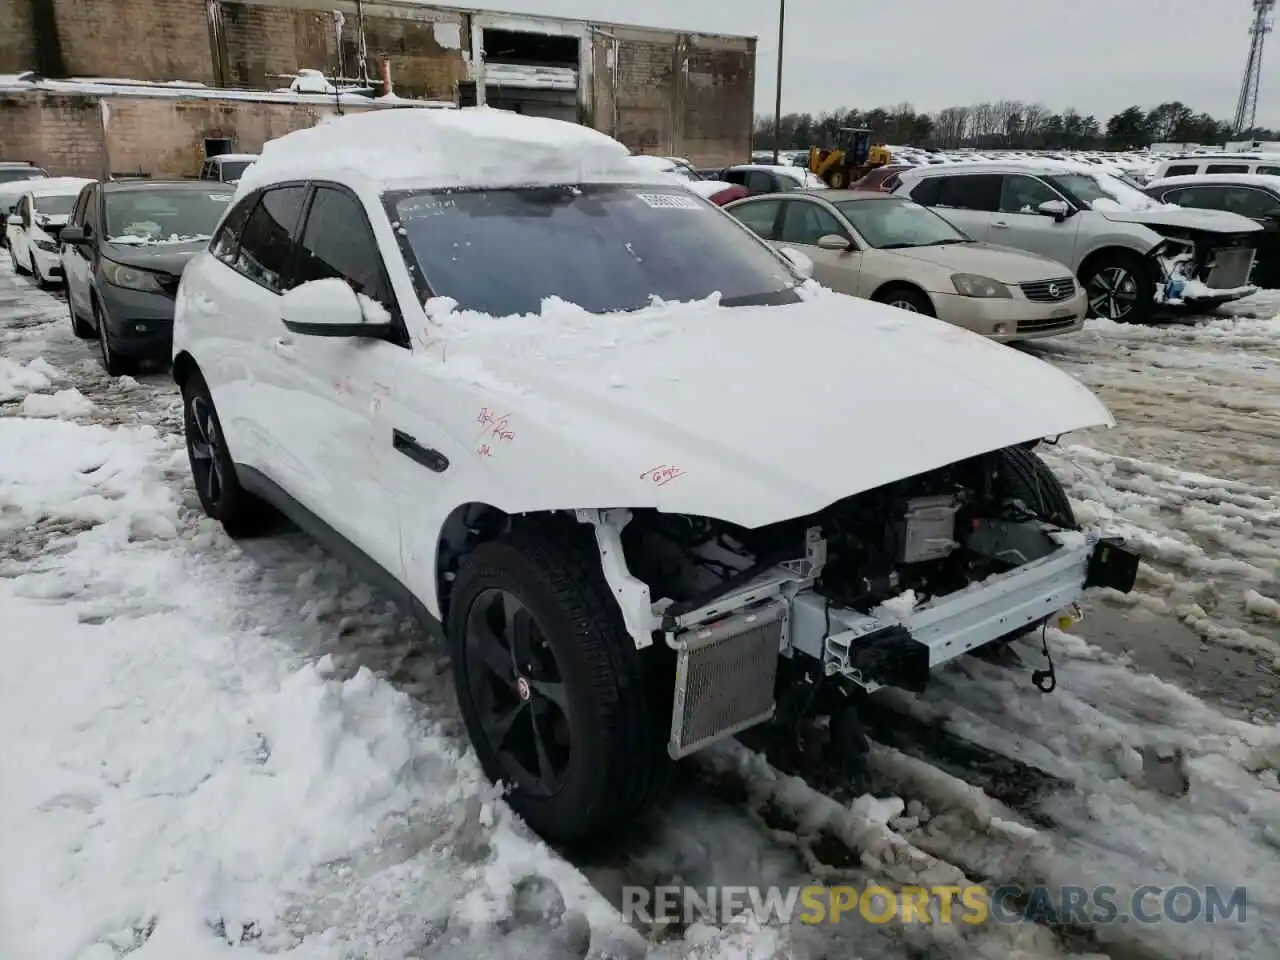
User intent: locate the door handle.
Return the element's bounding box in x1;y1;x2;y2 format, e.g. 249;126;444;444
992;220;1009;228
392;429;449;473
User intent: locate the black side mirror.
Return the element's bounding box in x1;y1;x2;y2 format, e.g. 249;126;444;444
60;225;86;244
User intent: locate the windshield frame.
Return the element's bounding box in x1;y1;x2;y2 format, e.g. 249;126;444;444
103;187;234;244
833;196;971;249
1043;171;1156;212
382;181;807;317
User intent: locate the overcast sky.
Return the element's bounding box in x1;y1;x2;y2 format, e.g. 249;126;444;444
460;0;1280;128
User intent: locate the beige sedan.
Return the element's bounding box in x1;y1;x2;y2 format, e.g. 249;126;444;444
724;189;1086;342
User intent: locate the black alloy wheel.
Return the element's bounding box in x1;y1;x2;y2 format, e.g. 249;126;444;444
462;587;571;798
186;395;226;510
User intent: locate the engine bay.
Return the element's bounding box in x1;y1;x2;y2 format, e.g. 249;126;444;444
622;449;1068;617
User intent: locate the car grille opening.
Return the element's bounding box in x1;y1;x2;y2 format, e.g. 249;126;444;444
1016;316;1077;333
1019;277;1076;302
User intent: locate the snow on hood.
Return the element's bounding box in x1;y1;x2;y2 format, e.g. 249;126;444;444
415;291;1112;529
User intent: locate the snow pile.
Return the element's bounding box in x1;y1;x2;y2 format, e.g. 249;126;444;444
20;387;95;418
236;107;659;198
0;354;60;401
0;412;646;960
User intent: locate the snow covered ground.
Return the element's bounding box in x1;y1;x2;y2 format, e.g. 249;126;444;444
3;252;1280;960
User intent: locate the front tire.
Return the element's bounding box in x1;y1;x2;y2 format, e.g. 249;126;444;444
95;300;132;376
874;284;936;316
180;369;270;537
447;521;672;845
995;445;1076;528
69;298;95;339
1081;252;1152;323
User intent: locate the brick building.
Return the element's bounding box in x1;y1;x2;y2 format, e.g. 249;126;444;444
0;0;757;168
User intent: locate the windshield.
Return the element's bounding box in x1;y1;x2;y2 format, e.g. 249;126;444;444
219;160;253;181
835;197;968;248
0;168;47;184
387;184;802;317
1044;172;1158;212
33;194;76;217
105;189;233;244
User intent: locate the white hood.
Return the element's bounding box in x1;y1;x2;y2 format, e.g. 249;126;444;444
428;291;1113;529
1099;206;1262;233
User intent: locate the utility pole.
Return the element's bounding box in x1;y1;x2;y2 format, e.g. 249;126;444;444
772;0;785;164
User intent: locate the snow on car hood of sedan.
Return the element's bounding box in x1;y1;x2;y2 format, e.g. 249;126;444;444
1098;206;1263;233
420;289;1113;529
881;242;1076;283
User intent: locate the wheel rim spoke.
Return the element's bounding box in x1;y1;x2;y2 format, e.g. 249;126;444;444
464;587;571;798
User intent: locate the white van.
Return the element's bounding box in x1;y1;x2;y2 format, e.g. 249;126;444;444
1153;154;1280;180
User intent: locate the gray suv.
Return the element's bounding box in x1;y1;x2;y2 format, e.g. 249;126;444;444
892;162;1263;321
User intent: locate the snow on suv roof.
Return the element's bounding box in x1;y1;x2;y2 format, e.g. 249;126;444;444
1145;172;1280;192
234;107;664;197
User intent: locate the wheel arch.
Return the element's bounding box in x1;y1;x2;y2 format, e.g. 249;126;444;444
434;500;512;621
172;350;199;388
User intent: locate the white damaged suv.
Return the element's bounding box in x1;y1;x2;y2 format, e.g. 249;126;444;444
172;108;1139;843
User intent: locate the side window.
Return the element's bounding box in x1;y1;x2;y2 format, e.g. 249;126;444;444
1222;187;1280;217
1256;165;1280;176
881;172;902;193
906;176;942;205
292;185;393;308
728;199;782;239
778;200;846;245
937;174;1001;212
1162;163;1198;177
70;187;88;225
999;175;1063;213
745;170;776;194
211;193;259;263
1162;186;1226;210
82;187;99;234
1206;163;1249;174
233;185;307;290
722;169;747;186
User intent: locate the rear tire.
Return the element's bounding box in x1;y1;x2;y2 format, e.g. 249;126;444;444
447;519;672;846
69;300;95;339
823;169;848;189
95;300;132;377
180;369;271;537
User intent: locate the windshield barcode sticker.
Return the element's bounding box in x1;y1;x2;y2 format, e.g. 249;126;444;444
635;192;703;210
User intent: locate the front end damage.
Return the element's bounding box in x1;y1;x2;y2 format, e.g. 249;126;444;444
1148;228;1259;308
576;453;1140;765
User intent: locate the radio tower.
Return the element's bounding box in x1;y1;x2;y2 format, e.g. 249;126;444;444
1234;0;1276;134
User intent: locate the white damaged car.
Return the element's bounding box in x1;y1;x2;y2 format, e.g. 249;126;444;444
172;108;1139;843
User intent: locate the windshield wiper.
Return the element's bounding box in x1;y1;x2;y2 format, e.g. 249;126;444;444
924;238;970;245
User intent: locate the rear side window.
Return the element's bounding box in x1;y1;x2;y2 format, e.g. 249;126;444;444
233;185;307;291
1257;165;1280;176
1206;164;1249;174
1162;164;1198;177
937;174;1001;212
211;193;258;263
906;176;941;205
291;185;393;308
729;198;783;239
745;171;776;193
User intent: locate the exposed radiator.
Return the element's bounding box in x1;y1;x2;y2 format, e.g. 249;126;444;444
1205;247;1255;289
667;599;787;759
